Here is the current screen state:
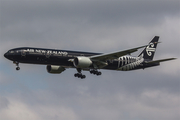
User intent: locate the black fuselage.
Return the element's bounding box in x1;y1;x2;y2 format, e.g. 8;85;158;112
4;47;159;71
4;47;119;70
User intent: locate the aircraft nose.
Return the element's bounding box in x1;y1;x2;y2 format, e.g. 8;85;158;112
4;51;16;61
4;52;8;59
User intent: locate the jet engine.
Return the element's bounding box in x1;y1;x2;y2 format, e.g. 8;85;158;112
46;65;65;74
73;57;92;68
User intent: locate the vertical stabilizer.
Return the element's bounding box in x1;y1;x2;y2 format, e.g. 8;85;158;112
138;36;159;60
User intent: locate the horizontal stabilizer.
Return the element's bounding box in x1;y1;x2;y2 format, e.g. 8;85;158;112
145;58;177;64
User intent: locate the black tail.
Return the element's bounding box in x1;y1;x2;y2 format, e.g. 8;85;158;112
138;36;159;60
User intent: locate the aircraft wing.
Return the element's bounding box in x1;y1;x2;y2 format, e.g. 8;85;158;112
145;58;177;64
90;44;148;61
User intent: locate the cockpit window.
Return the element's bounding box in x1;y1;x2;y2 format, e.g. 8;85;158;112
9;50;14;53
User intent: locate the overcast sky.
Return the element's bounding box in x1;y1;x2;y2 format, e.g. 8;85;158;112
0;0;180;120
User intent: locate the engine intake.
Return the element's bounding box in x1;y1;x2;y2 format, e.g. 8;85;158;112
73;57;92;68
46;65;65;74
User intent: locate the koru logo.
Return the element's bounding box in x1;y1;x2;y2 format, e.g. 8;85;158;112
146;43;156;56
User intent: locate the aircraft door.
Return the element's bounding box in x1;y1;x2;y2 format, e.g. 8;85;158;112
21;49;26;57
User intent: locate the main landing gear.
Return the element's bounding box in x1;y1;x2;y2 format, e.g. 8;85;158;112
74;69;102;79
90;70;102;76
74;73;86;79
13;61;20;70
74;68;86;79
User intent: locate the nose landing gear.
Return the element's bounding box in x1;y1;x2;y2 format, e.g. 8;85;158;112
13;61;20;71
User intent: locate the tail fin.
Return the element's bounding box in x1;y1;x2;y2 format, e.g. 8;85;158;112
138;36;159;60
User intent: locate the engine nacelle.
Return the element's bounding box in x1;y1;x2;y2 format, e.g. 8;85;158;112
73;57;92;68
46;65;65;74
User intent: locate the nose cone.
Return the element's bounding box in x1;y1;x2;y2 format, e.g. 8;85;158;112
4;50;17;61
4;52;8;59
4;52;13;60
4;52;14;61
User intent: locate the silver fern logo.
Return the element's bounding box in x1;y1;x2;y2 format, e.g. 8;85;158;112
146;43;156;56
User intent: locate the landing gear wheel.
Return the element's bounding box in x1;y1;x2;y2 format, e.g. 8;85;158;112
90;70;102;76
97;71;102;76
74;73;78;77
77;74;82;78
81;75;86;79
16;67;20;70
74;68;86;79
93;71;98;75
74;73;86;79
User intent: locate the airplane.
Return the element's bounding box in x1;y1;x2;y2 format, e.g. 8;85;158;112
4;36;176;79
